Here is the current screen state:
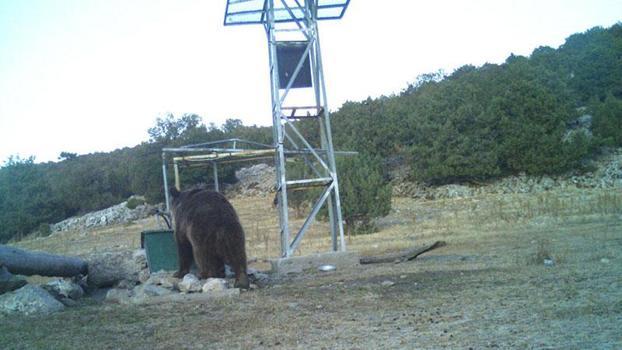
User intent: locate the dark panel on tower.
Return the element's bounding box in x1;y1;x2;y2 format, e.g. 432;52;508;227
276;41;312;89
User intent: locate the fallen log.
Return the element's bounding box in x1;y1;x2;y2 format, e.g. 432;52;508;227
0;245;88;277
359;240;447;265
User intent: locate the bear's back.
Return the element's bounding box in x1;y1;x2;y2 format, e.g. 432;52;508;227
175;189;241;231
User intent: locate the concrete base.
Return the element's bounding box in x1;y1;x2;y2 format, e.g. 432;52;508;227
270;251;360;275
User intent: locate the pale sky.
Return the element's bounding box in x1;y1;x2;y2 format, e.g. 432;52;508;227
0;0;620;163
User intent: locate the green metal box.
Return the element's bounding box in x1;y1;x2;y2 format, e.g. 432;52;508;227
141;230;179;273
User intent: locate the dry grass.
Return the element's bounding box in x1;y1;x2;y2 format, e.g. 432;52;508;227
15;189;621;262
4;187;622;349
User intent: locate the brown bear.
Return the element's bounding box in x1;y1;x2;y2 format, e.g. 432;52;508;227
169;187;249;289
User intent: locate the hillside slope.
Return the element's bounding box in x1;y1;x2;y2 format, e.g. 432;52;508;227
1;23;621;242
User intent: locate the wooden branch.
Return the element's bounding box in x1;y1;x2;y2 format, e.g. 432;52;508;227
359;241;447;265
0;244;88;277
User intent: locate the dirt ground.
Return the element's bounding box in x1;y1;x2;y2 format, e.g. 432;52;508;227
2;188;621;349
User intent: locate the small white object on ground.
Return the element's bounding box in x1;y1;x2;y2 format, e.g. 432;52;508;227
318;264;336;272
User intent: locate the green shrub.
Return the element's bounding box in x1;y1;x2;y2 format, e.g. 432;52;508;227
336;154;392;235
284;154;392;235
126;196;145;210
591;94;622;146
36;223;52;237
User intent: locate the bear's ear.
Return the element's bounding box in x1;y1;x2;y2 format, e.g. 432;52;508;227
169;187;180;198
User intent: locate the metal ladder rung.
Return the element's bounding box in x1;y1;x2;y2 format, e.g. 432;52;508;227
281;106;324;119
285;177;332;189
274;28;307;33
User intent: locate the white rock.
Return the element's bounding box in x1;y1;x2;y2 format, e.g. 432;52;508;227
202;278;228;293
130;284;174;304
138;269;151;284
105;288;133;304
145;271;178;290
86;251;143;288
132;249;148;269
143;284;174;297
0;285;65;315
115;279;137;290
42;279;84;300
381;280;395;287
178;274;202;293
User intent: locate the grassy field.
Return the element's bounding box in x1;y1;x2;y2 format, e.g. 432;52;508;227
2;187;621;349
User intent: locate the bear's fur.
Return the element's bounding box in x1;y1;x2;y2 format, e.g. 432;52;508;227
169;187;249;289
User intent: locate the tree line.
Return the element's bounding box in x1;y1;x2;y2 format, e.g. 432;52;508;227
1;23;620;242
0;116;272;242
323;24;621;184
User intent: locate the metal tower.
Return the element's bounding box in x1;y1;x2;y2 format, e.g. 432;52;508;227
224;0;351;257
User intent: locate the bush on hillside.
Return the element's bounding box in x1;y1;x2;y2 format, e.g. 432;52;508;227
334;155;392;235
591;94;622;146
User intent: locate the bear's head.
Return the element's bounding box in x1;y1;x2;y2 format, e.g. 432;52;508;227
169;187;205;216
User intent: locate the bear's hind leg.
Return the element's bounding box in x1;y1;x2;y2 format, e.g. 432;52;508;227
228;248;249;289
200;254;226;279
227;233;250;289
193;245;221;279
233;264;250;290
174;240;193;278
214;256;226;278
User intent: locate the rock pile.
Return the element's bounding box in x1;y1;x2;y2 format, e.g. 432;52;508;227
90;247;269;305
393;148;622;199
0;278;85;315
0;246;270;314
51;198;160;233
105;278;240;305
47;163;276;234
0;285;65;315
222;148;622;200
41;278;85;306
103;270;261;305
226;163;276;197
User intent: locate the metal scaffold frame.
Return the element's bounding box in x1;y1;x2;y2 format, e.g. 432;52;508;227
217;0;350;258
265;0;347;257
161;138;275;213
160;139;355;219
